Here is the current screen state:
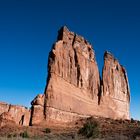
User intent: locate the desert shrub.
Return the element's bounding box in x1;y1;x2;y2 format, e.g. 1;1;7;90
45;128;51;133
20;130;29;138
13;134;17;137
133;129;140;139
131;118;135;123
78;118;100;138
7;134;12;138
137;121;140;126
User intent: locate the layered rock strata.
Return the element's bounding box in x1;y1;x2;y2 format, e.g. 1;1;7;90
30;94;45;125
31;26;130;125
101;52;130;119
0;102;30;126
0;26;130;126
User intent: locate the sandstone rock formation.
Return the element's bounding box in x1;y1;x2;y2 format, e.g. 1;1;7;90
0;26;130;126
30;26;130;125
0;102;30;126
30;94;45;125
101;51;130;119
0;112;16;127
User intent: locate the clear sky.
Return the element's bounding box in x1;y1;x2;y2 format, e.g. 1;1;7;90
0;0;139;120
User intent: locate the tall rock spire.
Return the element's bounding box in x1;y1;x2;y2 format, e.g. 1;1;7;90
101;51;130;119
0;27;131;126
30;26;130;125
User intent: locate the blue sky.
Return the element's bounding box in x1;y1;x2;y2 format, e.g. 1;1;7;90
0;0;139;120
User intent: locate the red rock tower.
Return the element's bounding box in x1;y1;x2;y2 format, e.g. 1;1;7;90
30;26;130;125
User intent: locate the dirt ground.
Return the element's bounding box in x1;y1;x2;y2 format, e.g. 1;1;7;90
0;117;140;140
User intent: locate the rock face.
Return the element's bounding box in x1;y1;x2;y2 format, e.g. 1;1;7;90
0;112;16;127
31;26;101;124
30;94;45;125
0;26;130;126
0;102;30;126
0;102;9;115
31;26;130;125
101;52;130;119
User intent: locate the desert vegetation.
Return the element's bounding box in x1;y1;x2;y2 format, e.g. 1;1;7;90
78;117;100;138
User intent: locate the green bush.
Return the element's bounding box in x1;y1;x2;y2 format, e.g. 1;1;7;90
20;130;29;138
7;134;17;138
131;118;135;123
13;134;17;137
133;129;140;139
137;120;140;126
78;118;100;138
45;128;51;133
7;134;12;138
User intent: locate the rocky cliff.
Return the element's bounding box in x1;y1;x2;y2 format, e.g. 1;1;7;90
0;102;30;126
0;26;130;126
30;26;130;125
101;52;130;119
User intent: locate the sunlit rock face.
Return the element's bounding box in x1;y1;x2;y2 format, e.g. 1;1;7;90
0;112;16;127
31;26;130;125
0;102;9;115
101;52;130;119
0;27;130;126
31;26;101;124
0;102;30;126
44;26;102;123
0;26;130;126
30;94;45;125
